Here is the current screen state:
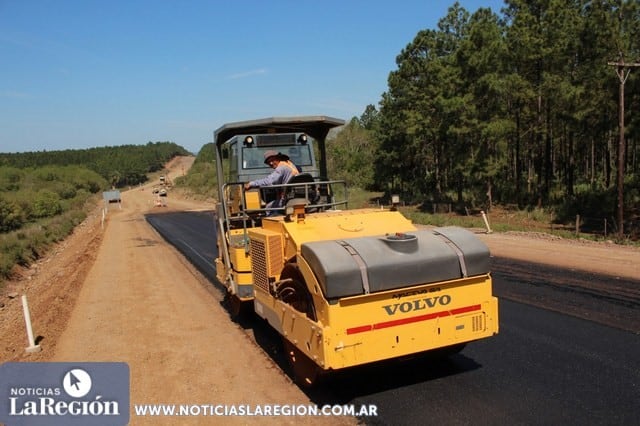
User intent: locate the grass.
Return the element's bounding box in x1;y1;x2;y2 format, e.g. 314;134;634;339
350;189;639;246
400;205;639;245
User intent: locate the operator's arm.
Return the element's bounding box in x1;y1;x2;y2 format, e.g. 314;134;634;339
246;167;286;189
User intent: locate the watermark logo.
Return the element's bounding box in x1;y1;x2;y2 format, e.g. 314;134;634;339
0;362;129;426
63;368;92;398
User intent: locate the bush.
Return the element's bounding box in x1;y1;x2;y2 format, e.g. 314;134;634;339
0;167;23;191
54;182;77;199
0;197;25;232
174;162;216;197
0;207;90;281
31;190;63;218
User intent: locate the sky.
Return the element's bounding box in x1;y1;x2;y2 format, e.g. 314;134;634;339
0;0;505;155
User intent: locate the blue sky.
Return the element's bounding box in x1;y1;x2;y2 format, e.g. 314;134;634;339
0;0;504;154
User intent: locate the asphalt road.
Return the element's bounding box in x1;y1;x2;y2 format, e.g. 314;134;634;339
146;210;640;425
146;210;217;279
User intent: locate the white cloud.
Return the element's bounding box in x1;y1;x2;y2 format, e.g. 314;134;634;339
226;68;267;80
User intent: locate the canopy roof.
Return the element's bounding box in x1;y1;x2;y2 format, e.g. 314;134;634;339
214;115;345;147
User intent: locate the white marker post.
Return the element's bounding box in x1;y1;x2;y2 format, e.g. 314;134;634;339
21;295;42;353
481;210;493;234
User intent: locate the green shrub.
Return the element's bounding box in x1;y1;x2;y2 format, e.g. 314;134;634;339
0;167;23;191
54;182;77;199
0;206;90;281
31;190;63;218
174;161;216;197
0;197;25;232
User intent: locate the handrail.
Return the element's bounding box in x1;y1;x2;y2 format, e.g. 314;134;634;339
218;178;348;261
221;179;349;220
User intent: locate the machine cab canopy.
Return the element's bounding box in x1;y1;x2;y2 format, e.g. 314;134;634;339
214;116;345;187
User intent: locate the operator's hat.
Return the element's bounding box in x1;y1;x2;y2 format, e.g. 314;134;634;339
263;150;290;165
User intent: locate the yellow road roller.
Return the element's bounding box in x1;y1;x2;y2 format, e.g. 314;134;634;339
213;116;499;385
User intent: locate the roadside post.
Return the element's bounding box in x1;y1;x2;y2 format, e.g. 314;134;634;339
21;295;41;353
481;210;493;234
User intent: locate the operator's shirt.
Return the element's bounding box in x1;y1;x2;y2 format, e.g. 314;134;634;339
248;161;299;188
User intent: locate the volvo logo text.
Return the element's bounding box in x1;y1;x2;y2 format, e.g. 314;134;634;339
382;295;452;315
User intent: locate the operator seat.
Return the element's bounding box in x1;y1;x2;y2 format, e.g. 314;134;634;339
284;173;318;206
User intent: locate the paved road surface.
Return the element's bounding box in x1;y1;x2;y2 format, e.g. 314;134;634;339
146;210;640;425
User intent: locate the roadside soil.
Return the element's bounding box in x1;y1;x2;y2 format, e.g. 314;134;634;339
476;230;639;281
1;155;639;424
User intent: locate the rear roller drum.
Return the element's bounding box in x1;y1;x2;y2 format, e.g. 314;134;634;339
276;262;322;386
275;263;317;321
282;338;322;387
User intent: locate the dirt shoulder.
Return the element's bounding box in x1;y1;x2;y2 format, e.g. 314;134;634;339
477;230;639;281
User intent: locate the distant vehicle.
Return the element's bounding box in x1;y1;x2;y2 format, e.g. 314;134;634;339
213;116;499;386
152;187;160;194
159;174;172;188
159;188;167;197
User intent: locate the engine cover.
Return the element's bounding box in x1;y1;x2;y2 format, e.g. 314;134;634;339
300;227;490;299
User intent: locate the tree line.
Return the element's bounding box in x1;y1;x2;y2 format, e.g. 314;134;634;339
329;0;639;234
0;141;189;188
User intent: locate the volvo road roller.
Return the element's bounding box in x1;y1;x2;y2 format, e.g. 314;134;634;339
213;116;499;386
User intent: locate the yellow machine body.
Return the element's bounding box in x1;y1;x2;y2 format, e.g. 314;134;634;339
215;227;254;300
212;116;498;382
247;209;499;372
